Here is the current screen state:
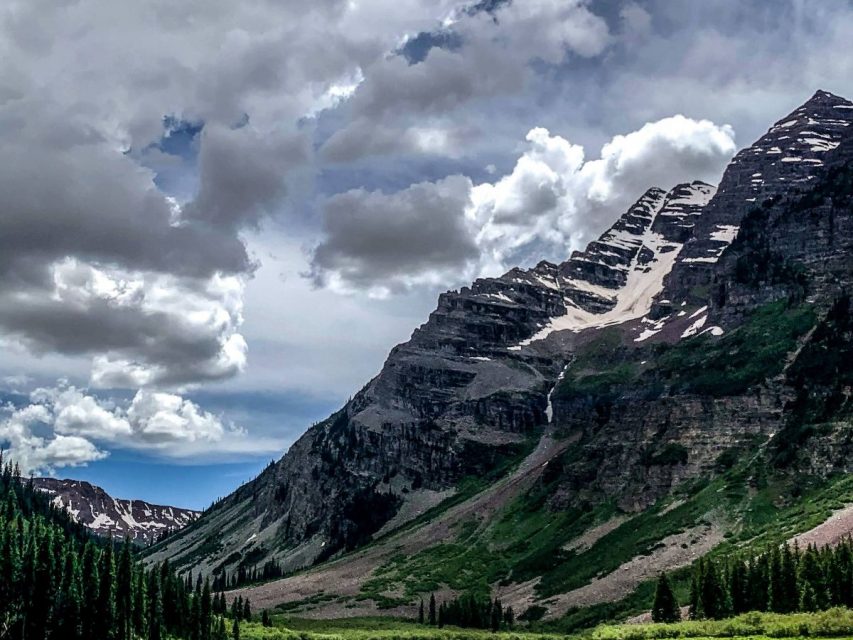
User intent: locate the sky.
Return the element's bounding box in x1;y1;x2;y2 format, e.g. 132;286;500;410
1;0;852;509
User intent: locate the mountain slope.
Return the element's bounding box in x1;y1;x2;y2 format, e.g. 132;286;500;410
144;179;716;577
34;477;199;543
148;90;853;623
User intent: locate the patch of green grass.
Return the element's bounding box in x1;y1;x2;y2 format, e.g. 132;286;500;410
653;301;816;397
241;615;581;640
553;330;638;401
534;477;727;599
592;608;853;640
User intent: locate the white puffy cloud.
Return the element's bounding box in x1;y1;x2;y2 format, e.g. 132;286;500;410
127;391;227;444
310;115;736;293
471;115;737;267
0;402;108;474
0;382;284;474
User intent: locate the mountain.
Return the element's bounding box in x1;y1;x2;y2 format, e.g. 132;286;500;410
33;477;199;543
147;90;853;624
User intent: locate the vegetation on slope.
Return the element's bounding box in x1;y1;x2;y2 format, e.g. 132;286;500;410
552;299;816;403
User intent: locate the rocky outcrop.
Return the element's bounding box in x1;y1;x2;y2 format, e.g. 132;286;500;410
33;477;199;543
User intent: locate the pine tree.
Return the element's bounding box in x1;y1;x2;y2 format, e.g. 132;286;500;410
28;523;57;639
213;617;228;640
730;558;749;614
202;578;213;640
97;538;116;640
651;573;681;622
55;549;83;639
261;609;272;627
418;599;424;624
0;516;22;632
116;538;134;640
746;554;770;612
700;561;727;619
81;540;100;638
779;543;800;613
242;597;251;622
232;617;240;640
147;568;163;640
769;544;784;613
689;560;702;619
798;544;826;611
133;562;147;638
800;582;819;612
490;598;503;631
428;593;437;625
504;606;515;627
190;580;202;640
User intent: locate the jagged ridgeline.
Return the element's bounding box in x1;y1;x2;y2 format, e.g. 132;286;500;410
32;477;200;544
0;454;243;640
146;91;853;625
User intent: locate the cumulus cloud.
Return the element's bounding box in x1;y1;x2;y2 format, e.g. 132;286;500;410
310;115;736;294
469;115;736;268
181;124;309;230
0;402;108;474
0;382;283;474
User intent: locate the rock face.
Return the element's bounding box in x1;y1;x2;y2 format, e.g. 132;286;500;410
148;91;853;589
33;477;199;543
655;89;853;314
546;91;853;513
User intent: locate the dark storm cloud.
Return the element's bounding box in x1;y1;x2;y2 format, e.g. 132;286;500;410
308;175;479;294
182;123;309;230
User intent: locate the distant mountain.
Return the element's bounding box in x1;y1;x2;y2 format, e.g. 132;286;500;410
33;477;199;543
147;90;853;624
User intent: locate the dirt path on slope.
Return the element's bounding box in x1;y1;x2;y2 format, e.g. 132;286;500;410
227;428;573;616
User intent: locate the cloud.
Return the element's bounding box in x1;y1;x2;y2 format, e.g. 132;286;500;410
310;115;736;293
322;119;482;163
0;0;470;390
0;382;285;474
0;255;248;389
309;175;478;296
0;402;108;474
181;123;309;230
320;0;612;162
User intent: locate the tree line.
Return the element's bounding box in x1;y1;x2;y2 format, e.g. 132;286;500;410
418;593;515;631
0;453;259;640
211;558;284;591
652;539;853;622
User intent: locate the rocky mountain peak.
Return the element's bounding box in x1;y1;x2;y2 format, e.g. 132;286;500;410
34;477;199;543
652;90;853;312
